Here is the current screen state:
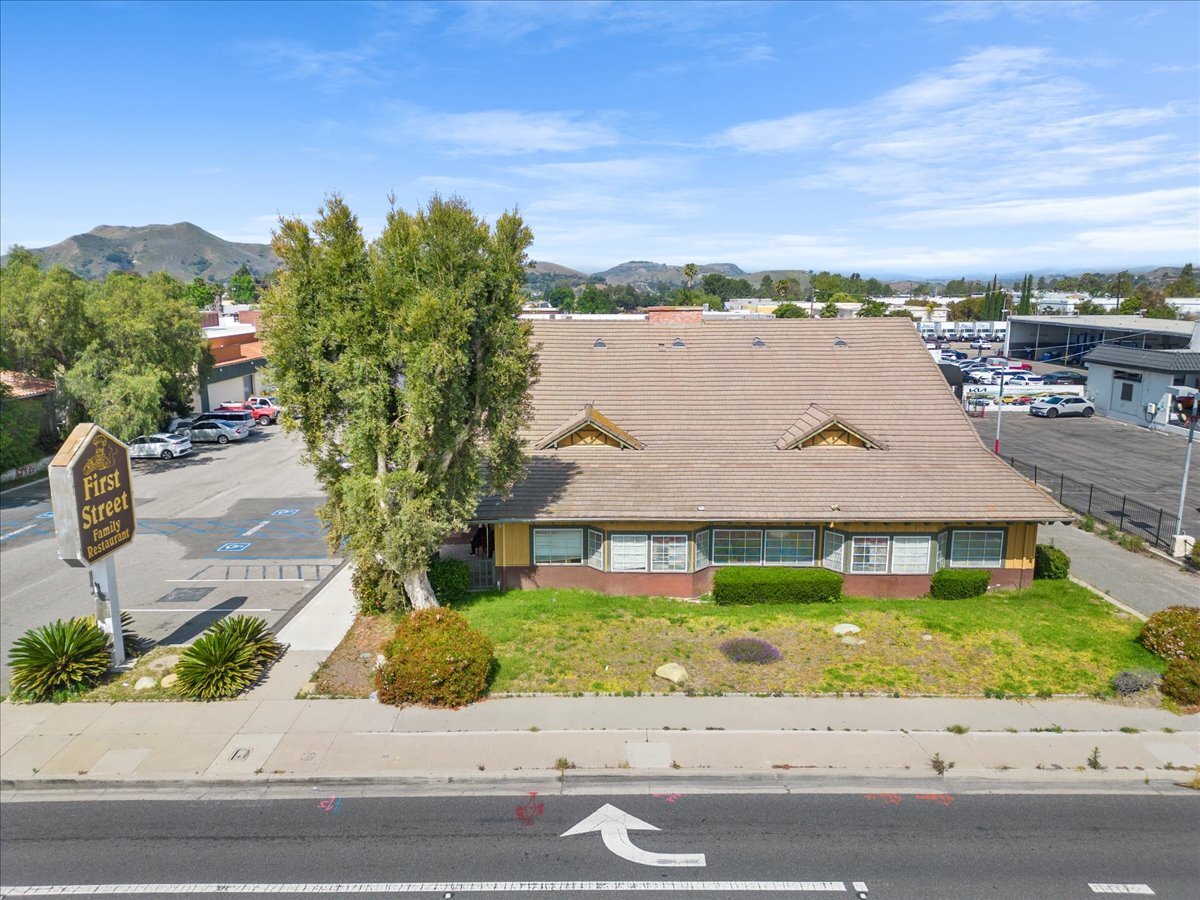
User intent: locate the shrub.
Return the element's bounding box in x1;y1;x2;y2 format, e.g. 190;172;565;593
428;558;472;605
1161;658;1200;706
1139;606;1200;661
78;610;148;659
1034;544;1070;580
375;608;494;708
930;568;990;600
8;618;111;701
174;615;282;700
711;567;842;605
719;637;782;664
1118;533;1145;552
1081;514;1095;533
1111;669;1159;696
351;558;405;615
1190;538;1200;569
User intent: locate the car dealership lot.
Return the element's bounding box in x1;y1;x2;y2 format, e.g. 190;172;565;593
0;429;339;691
970;408;1200;535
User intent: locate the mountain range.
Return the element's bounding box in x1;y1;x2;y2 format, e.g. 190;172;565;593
1;222;1186;289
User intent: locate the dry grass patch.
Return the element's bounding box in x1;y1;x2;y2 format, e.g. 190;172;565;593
312;613;395;697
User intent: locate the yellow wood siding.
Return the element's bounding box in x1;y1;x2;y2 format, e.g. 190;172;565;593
496;522;530;567
800;425;867;448
558;426;623;448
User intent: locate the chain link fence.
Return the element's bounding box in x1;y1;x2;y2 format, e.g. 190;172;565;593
1005;456;1180;550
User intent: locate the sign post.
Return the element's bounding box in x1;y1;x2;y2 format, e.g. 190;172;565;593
48;424;137;667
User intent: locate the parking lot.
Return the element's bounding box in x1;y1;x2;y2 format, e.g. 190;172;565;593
970;409;1200;536
0;427;340;691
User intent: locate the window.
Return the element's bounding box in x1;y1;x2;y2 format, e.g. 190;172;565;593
1113;370;1143;383
587;529;604;570
936;531;948;570
949;529;1004;568
764;529;816;566
694;529;711;569
891;535;931;574
712;529;762;565
1119;382;1134;402
850;536;889;574
651;535;688;572
822;531;845;572
610;534;648;572
533;528;584;565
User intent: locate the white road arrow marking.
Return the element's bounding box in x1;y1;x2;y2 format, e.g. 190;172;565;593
561;803;706;867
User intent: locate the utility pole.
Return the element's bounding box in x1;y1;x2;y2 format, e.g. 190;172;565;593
1173;400;1197;556
993;369;1005;455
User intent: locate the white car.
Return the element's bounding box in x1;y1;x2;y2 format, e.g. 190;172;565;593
182;419;249;444
128;432;192;460
1004;373;1044;386
970;339;993;350
1030;395;1095;418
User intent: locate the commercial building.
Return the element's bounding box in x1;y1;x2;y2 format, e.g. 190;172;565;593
1083;346;1200;430
1006;315;1197;367
472;310;1070;599
192;310;267;412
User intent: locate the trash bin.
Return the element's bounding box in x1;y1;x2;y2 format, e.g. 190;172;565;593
1041;352;1052;362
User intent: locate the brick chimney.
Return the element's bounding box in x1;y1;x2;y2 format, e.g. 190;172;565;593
647;306;704;324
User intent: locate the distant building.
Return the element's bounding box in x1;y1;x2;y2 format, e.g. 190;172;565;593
1083;345;1200;431
1006;315;1197;366
194;310;267;411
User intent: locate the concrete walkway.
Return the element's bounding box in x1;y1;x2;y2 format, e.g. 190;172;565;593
1040;523;1199;615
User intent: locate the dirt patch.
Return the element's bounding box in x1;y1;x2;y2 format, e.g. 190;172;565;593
313;613;394;697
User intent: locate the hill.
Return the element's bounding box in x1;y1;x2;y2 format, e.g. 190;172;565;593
592;260;745;286
1;222;280;282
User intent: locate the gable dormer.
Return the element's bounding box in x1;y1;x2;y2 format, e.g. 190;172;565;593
776;404;886;451
536;404;644;450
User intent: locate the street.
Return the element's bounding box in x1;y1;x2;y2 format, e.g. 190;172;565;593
0;429;339;691
1;792;1197;898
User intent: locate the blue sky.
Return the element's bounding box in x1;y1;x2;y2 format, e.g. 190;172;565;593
1;0;1197;277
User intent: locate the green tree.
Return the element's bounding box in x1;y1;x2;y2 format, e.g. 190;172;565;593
261;194;537;609
774;278;793;302
183;278;218;310
0;247;90;376
759;274;773;297
682;263;698;290
774;302;808;318
819;298;840;318
1016;274;1033;315
575;283;617;313
856;299;890;317
227;264;257;304
1164;263;1196;298
544;285;574;308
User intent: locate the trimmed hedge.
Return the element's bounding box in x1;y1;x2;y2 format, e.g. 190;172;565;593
1034;544;1070;580
1139;606;1200;661
375;608;494;708
930;568;990;600
428;558;472;605
1161;658;1200;706
711;567;842;605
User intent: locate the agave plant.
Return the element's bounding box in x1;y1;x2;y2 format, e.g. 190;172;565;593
8;618;111;701
173;615;282;700
75;611;149;658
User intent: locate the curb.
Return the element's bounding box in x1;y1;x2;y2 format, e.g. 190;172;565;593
270;556;350;633
1068;574;1149;621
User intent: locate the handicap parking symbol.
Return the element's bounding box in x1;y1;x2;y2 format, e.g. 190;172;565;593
36;511;54;519
272;508;300;516
217;542;252;552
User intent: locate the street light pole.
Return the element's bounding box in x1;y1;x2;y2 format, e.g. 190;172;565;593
993;369;1005;455
1173;407;1196;553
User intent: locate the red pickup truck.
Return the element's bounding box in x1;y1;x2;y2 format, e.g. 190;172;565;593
218;396;284;425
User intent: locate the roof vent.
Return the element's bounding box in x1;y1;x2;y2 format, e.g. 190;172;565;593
752;336;765;348
593;338;607;349
833;337;848;348
672;337;686;348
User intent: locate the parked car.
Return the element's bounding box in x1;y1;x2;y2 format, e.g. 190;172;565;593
1041;370;1087;386
966;370;997;384
182;419;249;444
970;339;993;350
1004;373;1044;386
192;409;256;429
1029;395;1095;418
219;396;284;425
128;432;192;460
941;349;967;361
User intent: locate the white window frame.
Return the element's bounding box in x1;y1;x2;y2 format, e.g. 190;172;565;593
822;530;846;572
587;528;604;570
850;536;890;574
936;531;949;570
763;528;816;566
610;533;649;572
949;529;1005;568
532;528;584;566
694;529;711;569
650;534;689;573
712;528;764;565
891;535;932;574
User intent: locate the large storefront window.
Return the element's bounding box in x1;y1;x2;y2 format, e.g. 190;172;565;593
949;530;1004;568
712;529;763;565
650;535;688;572
532;528;584;565
764;529;816;566
610;534;649;572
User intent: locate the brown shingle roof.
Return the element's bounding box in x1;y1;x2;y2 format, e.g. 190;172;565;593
0;370;55;399
477;319;1070;524
775;403;886;451
535;403;644;450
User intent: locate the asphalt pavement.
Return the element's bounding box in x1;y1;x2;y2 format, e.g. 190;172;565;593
0;429;340;691
1;793;1197;898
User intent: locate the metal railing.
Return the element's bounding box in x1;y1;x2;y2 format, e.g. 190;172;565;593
1005;456;1180;550
466;557;497;592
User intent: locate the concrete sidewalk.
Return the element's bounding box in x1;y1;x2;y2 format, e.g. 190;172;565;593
3;694;1197;789
1040;522;1199;615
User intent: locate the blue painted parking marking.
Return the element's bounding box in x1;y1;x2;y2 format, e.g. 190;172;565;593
217;542;252;552
36;511;54;519
272;508;300;516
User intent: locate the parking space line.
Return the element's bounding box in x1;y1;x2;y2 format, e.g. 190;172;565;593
123;607;284;613
165;578;311;582
0;524;39;541
1088;886;1154;895
242;520;271;536
0;881;858;895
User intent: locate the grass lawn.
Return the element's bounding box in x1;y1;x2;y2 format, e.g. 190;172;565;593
444;580;1161;697
322;580;1163;699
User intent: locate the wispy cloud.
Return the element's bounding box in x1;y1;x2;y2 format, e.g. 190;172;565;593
377;107;619;155
878;187;1199;228
236;35;395;90
1151;63;1200;73
925;1;1096;24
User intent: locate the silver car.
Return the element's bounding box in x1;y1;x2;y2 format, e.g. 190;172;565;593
183;419;249;444
1029;395;1095;418
128;432;192;460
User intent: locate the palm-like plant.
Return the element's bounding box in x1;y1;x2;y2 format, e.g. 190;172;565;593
173;615;282;700
8;618;111;701
77;610;149;658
